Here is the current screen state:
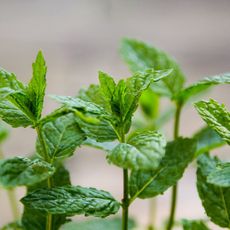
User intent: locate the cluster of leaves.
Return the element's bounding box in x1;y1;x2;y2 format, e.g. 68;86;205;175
0;38;229;230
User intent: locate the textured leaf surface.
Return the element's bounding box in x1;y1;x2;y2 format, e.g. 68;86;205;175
22;164;71;230
175;74;230;103
21;185;120;218
61;218;136;230
181;219;210;230
197;154;230;228
83;138;117;151
36;113;86;160
75;114;117;142
129;138;196;198
101;69;171;134
27;51;47;120
0;100;33;128
120;38;185;97
108;131;166;170
0;157;55;188
193;126;225;157
195;99;230;144
207;162;230;187
52;95;104;115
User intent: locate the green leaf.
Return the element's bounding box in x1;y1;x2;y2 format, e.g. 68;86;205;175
129;138;196;198
175;73;230;104
0;157;55;188
108;131;166;170
0;221;24;230
0;68;25;93
22;164;71;230
0;57;47;127
21;185;120;218
61;218;136;230
195;99;230;144
207;162;230;187
120;38;185;98
36;113;86;160
78;84;110;111
181;219;210;230
83;138;117;151
106;68;172;134
193;126;225;157
74;113;117;142
197;154;230;228
98;71;116;103
139;88;159;119
0;122;9;144
27;51;47;120
0;101;32;128
51;95;104;115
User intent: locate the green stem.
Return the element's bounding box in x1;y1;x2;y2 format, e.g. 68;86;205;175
122;169;129;230
0;149;20;220
35;127;52;230
166;103;182;230
120;132;129;230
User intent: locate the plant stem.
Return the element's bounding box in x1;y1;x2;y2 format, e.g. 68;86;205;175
166;103;182;230
35;127;52;230
120;132;129;230
122;168;129;230
0;149;20;220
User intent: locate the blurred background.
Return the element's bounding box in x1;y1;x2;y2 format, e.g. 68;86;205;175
0;0;229;229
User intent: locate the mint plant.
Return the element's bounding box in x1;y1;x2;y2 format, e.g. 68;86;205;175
0;41;229;230
0;53;120;230
120;38;230;229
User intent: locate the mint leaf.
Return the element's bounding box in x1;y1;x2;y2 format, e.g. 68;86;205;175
193;126;225;157
195;99;230;144
61;218;136;230
0;122;9;144
129;138;196;198
175;73;230;103
181;219;210;230
0;157;55;188
21;185;120;218
101;69;171;134
120;38;185;97
108;131;166;170
0;52;48;127
139;88;159;119
22;164;71;230
98;71;116;103
83;138;117;151
51;95;105;115
36;113;86;160
207;162;230;187
197;154;230;228
78;84;110;111
27;51;47;120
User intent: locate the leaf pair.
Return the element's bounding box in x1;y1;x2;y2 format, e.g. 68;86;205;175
0;52;46;127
